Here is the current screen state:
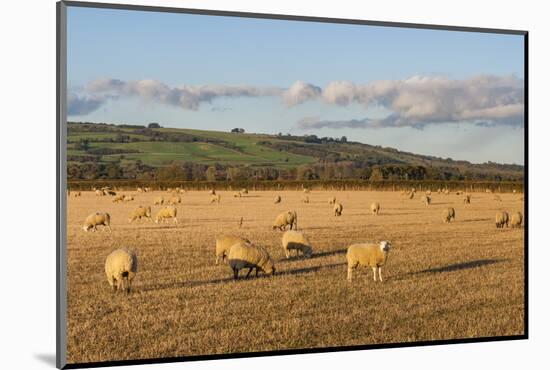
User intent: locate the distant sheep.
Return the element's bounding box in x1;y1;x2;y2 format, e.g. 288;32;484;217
210;189;216;195
426;190;431;196
302;195;309;203
210;194;221;204
233;192;242;198
274;195;282;204
273;210;298;231
137;187;143;193
73;191;81;198
215;235;250;265
95;189;105;196
408;191;415;199
495;211;509;228
128;206;151;223
328;196;336;205
107;190;117;196
282;230;312;259
113;194;125;203
510;212;523;228
155;206;178;224
227;241;275;279
83;212;111;232
494;195;502;202
442;207;455;223
168;195;181;205
154;196;164;205
371;202;380;215
334;203;343;216
241;188;248;194
346;241;392;282
105;248;137;293
422;195;431;206
123;195;134;202
463;194;471;204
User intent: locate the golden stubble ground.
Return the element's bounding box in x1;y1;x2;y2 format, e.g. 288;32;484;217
66;190;525;364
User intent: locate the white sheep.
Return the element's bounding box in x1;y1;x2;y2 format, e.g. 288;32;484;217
105;248;137;293
123;195;134;202
282;230;312;259
328;196;336;205
168;195;181;205
334;203;343;216
510;212;523;228
273;210;298;231
233;191;242;198
463;194;471;204
128;206;151;223
155;206;178;224
210;194;221;204
83;212;111;232
346;241;392;282
495;211;509;228
153;196;164;205
422;195;431;206
442;207;455;223
371;202;380;215
112;194;125;203
274;195;282;204
215;235;250;265
227;241;275;279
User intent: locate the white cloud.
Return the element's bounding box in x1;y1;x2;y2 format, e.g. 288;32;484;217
282;81;322;106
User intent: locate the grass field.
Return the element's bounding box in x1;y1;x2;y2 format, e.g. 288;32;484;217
66;189;525;364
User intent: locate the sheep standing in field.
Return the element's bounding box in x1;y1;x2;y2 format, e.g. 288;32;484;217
233;191;242;198
303;187;310;194
215;235;250;265
227;241;275;279
422;195;431;206
128;206;151;223
274;195;282;204
273;210;298;231
210;194;221;204
495;211;509;228
334;203;343;216
113;194;125;203
282;230;313;259
144;187;151;192
346;241;392;282
83;212;111;232
105;248;137;293
302;195;309;203
371;202;380;215
155;206;178;224
444;189;450;195
210;189;216;195
95;189;105;196
486;188;492;194
328;196;336;205
123;195;134;202
241;188;248;194
153;196;164;205
408;191;415;199
510;212;523;228
137;187;143;193
106;190;117;196
463;194;471;204
442;207;456;223
73;191;81;198
168;195;181;205
426;190;431;196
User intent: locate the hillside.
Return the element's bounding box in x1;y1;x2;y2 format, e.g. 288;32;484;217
67;122;524;182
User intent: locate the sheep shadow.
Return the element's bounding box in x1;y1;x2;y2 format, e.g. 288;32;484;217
459;217;492;223
280;262;346;276
416;259;508;275
278;248;347;263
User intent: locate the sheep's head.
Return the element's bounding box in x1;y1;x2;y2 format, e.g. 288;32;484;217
82;224;91;232
380;241;392;253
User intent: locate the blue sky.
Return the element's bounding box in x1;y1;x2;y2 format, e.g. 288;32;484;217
67;6;525;164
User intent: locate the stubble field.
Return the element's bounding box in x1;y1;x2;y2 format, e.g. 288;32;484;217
66;189;525;364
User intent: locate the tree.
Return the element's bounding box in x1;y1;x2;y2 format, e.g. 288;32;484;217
148;122;161;128
340;136;348;143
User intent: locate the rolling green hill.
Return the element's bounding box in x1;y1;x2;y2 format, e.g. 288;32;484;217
67;122;524;182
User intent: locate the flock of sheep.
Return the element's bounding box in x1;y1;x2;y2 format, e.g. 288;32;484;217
73;186;523;294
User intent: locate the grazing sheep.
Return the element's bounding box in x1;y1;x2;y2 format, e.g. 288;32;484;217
282;230;313;259
510;212;523;228
463;194;471;204
123;195;134;202
144;187;151;192
422;195;431;206
303;187;310;194
437;188;442;194
494;195;502;202
486;188;492;194
215;235;250;265
346;241;392;282
233;192;242;198
210;194;221;204
272;210;298;231
371;202;380;215
107;190;117;196
137;187;143;193
73;191;81;198
168;195;181;205
83;212;111;232
495;211;509;228
105;248;137;293
408;191;415;199
274;195;282;204
241;188;248;194
155;206;178;224
210;189;216;195
153;196;164;205
328;196;336;205
442;207;456;223
444;189;450;195
95;189;105;196
227;241;275;279
128;206;151;223
334;203;343;216
302;195;309;203
113;194;125;203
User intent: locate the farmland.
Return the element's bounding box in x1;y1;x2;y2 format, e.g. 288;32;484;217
66;189;525;364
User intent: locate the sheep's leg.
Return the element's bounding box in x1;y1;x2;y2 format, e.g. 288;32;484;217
347;266;353;282
285;249;290;259
372;267;377;281
233;267;239;280
246;267;253;278
255;268;259;277
378;267;383;282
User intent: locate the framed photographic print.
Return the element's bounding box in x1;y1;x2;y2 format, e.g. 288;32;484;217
57;1;527;368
